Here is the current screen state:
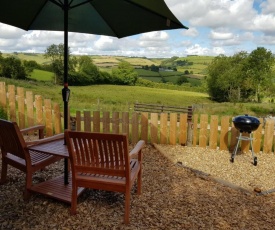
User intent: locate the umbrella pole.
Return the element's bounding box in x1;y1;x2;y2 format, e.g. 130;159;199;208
62;0;70;185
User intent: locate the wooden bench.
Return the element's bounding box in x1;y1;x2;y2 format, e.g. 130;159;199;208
134;103;193;122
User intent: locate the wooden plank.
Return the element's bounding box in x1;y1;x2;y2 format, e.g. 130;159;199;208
122;112;129;137
44;99;53;137
112;112;119;134
26;91;34;128
54;103;62;134
253;118;263;153
209;115;218;149
220;116;230;151
160;113;168;144
35;95;43;125
17;87;25;129
179;113;187;146
192;114;198;147
169;113;177;145
263;119;274;153
150;113;158;144
8;85;16;122
229;120;239;152
131;112;139;144
29;175;85;204
103;111;110;133
84;111;91;132
199;114;208;148
0;82;6;107
140;112;148;144
93;111;100;132
240;132;250;153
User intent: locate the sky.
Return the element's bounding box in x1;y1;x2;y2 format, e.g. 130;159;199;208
0;0;275;58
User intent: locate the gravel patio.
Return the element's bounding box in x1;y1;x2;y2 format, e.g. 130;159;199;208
1;144;275;229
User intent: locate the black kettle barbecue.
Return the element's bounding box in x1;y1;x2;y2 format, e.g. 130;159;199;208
231;114;260;166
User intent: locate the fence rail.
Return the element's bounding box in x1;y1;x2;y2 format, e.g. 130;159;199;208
1;81;275;153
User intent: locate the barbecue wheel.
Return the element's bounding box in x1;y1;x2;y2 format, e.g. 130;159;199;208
230;157;234;163
253;157;257;166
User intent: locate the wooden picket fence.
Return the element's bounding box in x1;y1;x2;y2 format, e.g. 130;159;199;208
0;81;275;153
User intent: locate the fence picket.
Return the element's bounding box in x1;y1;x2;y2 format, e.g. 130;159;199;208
253;118;263;153
199;114;208;148
263;119;274;153
220;116;229;151
209;115;218;149
192;114;198;147
160;113;168;144
8;85;16;122
150;113;158;144
179;113;187;146
140;112;148;144
169;113;177;145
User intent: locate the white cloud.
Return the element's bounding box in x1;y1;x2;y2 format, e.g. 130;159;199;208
0;0;274;57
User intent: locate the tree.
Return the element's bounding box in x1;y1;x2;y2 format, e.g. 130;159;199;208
207;52;256;102
177;75;188;85
44;43;76;84
112;62;138;85
246;47;275;102
1;57;26;80
78;56;101;84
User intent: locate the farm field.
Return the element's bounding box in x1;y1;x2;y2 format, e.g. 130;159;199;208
2;77;275;117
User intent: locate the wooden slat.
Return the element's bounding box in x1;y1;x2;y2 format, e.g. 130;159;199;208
240;132;250;153
93;111;100;132
192;114;198;147
229;120;239;152
44;99;53;137
103;111;110;133
8;85;16;122
209;115;218;149
169;113;177;145
0;82;6;107
112;112;120;134
253;118;263;153
17;87;25;129
160;113;168;144
150;113;158;144
54;103;62;134
122;112;129;136
131;112;139;144
263;119;274;153
30;175;85;204
26;91;34;128
35;95;43;125
179;113;187;146
140;112;148;144
219;116;230;151
199;114;208;148
84;111;91;132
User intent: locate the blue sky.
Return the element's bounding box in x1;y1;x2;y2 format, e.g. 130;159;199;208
0;0;274;58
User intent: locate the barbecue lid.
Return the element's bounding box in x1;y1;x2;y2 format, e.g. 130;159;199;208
233;114;260;132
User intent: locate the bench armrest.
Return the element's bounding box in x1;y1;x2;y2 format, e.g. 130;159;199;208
21;125;45;139
129;140;145;160
25;133;64;146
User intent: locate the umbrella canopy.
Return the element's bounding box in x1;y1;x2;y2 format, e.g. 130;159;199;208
0;0;188;130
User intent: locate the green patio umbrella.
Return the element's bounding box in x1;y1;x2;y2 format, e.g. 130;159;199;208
0;0;188;131
0;0;188;184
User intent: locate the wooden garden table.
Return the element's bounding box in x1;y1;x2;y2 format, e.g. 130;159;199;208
28;139;85;203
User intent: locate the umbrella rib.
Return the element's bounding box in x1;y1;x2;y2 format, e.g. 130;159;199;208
50;0;63;8
70;0;93;9
123;0;188;29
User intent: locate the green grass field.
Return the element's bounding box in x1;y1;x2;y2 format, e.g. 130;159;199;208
29;69;54;81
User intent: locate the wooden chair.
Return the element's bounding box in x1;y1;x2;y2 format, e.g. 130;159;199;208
65;130;145;224
0;119;64;200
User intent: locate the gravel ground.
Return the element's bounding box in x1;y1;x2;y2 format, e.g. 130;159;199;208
1;144;275;229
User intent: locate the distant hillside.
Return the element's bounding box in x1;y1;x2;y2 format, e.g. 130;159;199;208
1;52;212;86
